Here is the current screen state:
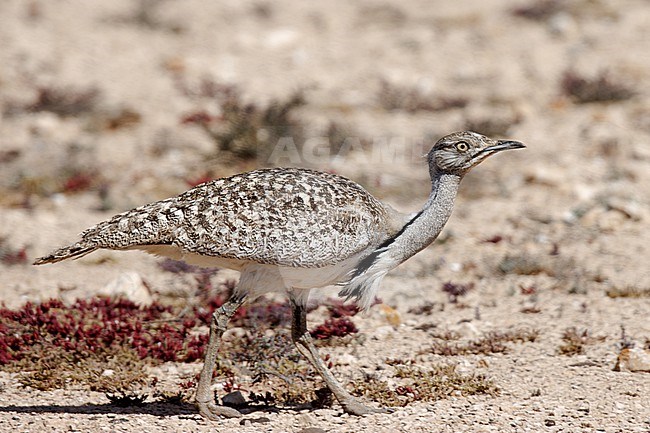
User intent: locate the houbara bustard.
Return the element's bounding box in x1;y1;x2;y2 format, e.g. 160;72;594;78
35;131;525;419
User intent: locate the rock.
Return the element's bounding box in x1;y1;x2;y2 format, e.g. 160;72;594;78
614;347;650;372
99;272;152;306
374;325;395;340
456;322;480;339
580;207;625;232
336;353;357;366
606;198;645;221
449;262;463;272
222;327;247;342
548;12;579;37
239;417;270;425
265;28;299;48
377;303;401;327
296;428;326;433
222;391;246;407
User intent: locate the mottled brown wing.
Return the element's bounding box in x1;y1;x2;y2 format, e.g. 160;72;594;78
36;168;391;268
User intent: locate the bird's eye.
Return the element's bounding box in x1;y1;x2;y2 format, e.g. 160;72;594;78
455;141;469;152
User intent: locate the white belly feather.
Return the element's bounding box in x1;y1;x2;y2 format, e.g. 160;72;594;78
132;244;370;304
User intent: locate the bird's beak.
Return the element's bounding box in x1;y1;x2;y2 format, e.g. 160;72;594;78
485;140;526;153
474;140;525;161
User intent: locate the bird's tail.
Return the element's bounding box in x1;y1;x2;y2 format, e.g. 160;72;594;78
33;243;97;265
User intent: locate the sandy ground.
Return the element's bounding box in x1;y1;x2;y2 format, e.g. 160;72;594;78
1;0;649;432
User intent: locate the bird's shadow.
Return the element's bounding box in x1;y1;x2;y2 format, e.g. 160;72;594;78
0;401;307;418
0;401;199;417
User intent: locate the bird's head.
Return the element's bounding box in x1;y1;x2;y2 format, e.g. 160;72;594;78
427;131;525;176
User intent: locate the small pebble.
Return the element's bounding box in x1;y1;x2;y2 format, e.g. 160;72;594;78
240;417;270;425
222;391;246;407
296;428;326;433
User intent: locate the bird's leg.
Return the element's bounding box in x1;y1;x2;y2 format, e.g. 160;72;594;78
289;298;388;415
196;294;247;420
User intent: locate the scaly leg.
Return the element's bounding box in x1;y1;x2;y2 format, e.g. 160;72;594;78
289;298;389;415
196;294;247;420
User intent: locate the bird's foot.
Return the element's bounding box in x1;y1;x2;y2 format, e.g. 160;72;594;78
197;400;242;420
341;399;393;416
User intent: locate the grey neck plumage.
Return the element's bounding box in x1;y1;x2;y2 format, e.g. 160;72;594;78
382;170;461;266
340;169;461;310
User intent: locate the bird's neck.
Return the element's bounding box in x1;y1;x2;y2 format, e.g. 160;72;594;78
339;170;461;310
384;171;461;266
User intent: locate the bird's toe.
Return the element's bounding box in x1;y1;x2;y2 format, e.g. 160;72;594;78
197;401;242;420
341;400;392;416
